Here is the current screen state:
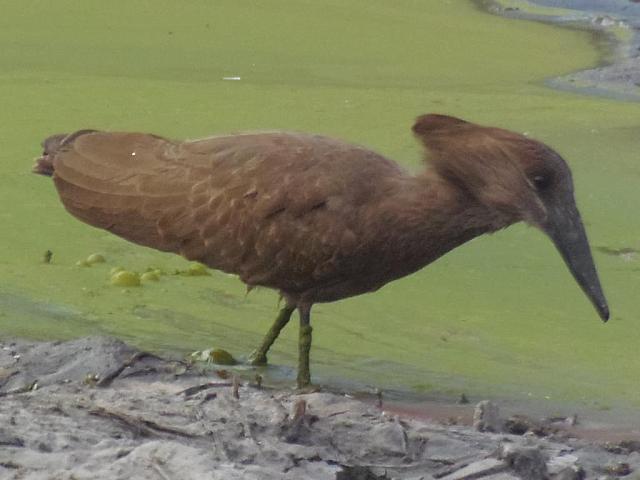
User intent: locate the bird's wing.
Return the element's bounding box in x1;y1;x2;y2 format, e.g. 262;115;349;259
50;131;406;293
52;131;203;251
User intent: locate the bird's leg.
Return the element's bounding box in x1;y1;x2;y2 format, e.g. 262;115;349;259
247;304;296;365
297;303;313;389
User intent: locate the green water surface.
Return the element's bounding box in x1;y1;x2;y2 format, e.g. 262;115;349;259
1;0;639;409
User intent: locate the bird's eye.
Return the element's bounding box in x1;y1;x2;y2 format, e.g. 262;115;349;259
532;175;551;191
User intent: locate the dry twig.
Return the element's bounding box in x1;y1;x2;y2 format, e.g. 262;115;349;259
97;352;160;387
88;406;199;438
177;382;232;397
232;375;240;399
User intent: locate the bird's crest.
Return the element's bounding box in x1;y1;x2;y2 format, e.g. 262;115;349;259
412;114;546;222
412;113;471;137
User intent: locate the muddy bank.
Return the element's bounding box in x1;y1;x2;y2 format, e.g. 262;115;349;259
1;337;639;480
477;0;640;100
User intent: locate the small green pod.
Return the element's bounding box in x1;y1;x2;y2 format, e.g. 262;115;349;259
208;348;237;365
110;270;141;287
187;262;210;276
140;271;160;282
146;267;165;276
86;253;106;265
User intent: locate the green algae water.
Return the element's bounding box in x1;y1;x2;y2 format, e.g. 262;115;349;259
1;0;639;410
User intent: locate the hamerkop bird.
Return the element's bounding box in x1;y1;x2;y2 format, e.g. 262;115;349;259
33;114;609;388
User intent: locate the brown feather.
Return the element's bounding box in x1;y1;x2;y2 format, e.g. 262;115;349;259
45;130;437;301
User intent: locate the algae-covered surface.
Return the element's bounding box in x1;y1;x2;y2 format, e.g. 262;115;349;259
1;1;639;411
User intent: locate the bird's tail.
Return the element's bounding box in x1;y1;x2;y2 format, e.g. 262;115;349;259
32;130;97;176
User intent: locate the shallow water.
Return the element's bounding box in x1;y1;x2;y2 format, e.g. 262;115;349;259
532;0;640;18
1;0;639;413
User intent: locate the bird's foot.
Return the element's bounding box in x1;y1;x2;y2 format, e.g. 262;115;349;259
247;349;268;366
296;368;312;391
295;384;321;394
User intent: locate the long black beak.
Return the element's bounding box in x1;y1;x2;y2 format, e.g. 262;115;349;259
543;201;609;322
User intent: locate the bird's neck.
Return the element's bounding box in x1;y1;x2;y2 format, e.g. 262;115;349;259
416;169;513;239
377;171;514;272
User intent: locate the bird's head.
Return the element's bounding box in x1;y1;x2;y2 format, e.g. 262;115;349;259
413;113;609;322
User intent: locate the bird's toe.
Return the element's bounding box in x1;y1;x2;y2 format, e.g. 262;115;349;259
295;384;321;394
247;350;268;366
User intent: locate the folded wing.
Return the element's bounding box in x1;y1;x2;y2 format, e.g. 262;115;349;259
50;130;404;293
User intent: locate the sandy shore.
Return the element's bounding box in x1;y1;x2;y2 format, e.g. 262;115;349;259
1;336;639;480
478;0;640;100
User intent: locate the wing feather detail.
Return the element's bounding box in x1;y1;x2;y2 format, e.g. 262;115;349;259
50;130;407;293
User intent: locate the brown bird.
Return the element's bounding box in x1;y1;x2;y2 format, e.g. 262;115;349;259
33;114;609;388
